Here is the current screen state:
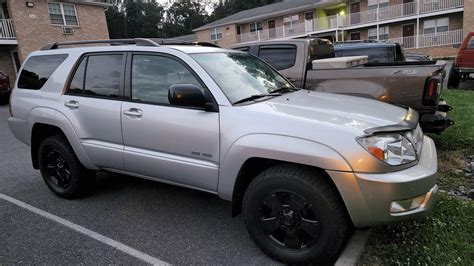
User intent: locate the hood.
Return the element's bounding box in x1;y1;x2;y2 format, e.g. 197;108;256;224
248;90;409;134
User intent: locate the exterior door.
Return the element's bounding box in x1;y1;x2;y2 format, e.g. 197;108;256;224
350;32;361;40
59;53;125;170
304;12;314;32
121;53;220;191
268;20;276;38
403;0;415;15
350;2;360;25
402;24;415;48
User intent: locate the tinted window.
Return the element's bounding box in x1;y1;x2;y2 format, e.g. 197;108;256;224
131;55;203;105
67;57;86;95
467;36;474;49
84;54;123;98
18;54;68;90
258;45;296;70
335;47;390;63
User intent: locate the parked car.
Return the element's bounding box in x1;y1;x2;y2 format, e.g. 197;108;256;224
0;71;11;102
448;32;474;88
9;39;438;264
334;40;406;63
405;52;433;61
232;39;452;134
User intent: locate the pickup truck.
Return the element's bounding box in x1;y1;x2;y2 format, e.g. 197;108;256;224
449;32;474;88
232;39;453;134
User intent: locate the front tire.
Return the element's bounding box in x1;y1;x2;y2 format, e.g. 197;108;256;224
242;164;348;264
38;135;95;199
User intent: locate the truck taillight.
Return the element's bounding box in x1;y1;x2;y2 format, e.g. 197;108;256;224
423;78;440;106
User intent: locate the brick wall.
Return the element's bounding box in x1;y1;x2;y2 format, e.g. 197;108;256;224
6;0;109;61
196;24;237;47
408;46;458;57
463;0;474;33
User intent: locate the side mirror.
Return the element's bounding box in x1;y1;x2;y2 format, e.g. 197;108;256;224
453;43;460;48
168;84;208;110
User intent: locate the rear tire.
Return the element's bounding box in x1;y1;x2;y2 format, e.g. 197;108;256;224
242;164;348;264
38;135;95;199
447;67;460;88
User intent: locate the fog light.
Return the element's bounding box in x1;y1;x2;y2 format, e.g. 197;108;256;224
390;194;426;213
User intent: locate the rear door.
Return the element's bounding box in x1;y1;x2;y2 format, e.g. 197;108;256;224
257;43;305;87
59;53;125;170
120;52;219;191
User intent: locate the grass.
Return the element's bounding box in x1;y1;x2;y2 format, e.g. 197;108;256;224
359;89;474;265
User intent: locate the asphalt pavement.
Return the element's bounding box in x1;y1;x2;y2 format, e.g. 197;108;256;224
0;104;276;264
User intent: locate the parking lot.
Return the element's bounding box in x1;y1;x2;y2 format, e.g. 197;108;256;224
0;104;276;264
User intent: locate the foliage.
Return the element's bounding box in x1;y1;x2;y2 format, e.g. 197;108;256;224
208;0;282;23
165;1;209;37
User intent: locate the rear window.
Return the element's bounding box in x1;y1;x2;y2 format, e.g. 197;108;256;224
335;47;392;63
258;45;297;70
18;54;68;90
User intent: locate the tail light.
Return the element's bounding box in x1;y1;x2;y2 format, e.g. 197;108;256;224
423;77;440;106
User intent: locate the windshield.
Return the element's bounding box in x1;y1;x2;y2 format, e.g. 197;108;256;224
191;52;294;104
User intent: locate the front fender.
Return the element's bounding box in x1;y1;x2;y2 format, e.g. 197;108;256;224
217;134;352;200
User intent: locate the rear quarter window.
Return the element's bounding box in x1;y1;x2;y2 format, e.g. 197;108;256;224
258;45;297;70
18;54;68;90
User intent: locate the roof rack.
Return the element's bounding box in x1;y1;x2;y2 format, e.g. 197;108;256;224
41;38;220;51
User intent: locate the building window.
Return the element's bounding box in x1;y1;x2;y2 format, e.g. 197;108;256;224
423;17;449;34
283;14;299;29
368;0;389;12
249;22;263;34
210;28;222;41
368;26;389;40
48;2;78;26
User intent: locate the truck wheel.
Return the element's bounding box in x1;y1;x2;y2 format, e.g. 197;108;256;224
38;135;95;199
242;164;348;264
447;67;460;88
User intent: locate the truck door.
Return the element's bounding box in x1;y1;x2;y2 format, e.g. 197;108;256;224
458;33;474;69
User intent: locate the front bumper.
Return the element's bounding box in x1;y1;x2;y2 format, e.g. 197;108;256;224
328;136;438;227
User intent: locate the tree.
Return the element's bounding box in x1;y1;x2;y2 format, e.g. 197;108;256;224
165;1;209;36
208;0;282;23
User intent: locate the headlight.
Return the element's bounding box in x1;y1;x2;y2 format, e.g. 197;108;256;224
357;133;417;165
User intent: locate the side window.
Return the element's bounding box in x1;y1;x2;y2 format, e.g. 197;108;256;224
84;54;123;98
67;57;87;95
258;45;296;70
18;54;68;90
131;54;203;105
466;36;474;49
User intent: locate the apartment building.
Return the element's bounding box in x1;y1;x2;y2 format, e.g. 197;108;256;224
194;0;472;57
0;0;112;86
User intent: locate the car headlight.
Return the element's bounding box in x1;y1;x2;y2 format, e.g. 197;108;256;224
357;133;417;166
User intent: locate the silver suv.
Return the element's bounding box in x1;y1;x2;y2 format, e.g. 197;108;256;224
8;39;438;264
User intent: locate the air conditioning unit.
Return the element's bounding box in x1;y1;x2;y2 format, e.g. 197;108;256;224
62;27;73;35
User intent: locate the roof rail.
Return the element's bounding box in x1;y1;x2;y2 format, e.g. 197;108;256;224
41;38;220;50
40;38;160;50
335;40;388;44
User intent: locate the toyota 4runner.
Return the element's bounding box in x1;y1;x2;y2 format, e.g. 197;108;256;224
8;39;438;264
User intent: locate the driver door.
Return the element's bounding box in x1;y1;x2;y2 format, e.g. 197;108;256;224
121;53;220;191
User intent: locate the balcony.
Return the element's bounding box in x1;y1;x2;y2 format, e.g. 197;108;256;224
348;0;464;26
388;29;463;49
0;19;15;40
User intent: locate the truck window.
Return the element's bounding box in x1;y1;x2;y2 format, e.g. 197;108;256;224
467;36;474;49
18;54;68;90
335;47;390;63
258;45;297;70
84;54;123;98
67;57;87;95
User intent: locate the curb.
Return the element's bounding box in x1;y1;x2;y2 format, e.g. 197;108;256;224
335;229;372;266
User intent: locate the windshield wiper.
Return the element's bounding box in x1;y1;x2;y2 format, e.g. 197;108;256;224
233;93;282;105
270;87;300;94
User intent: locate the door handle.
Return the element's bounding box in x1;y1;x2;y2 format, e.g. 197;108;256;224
64;100;79;109
123;108;143;118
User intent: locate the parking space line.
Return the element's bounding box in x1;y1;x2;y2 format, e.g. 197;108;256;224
0;193;168;265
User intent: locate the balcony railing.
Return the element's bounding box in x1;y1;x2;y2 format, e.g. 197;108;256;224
388;29;463;49
348;0;463;26
0;19;15;39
